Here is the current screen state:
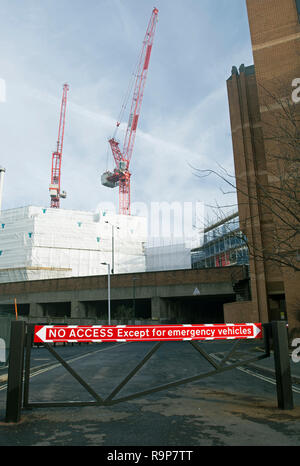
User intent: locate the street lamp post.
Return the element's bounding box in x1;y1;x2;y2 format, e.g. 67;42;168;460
101;262;111;325
132;277;140;320
105;221;120;274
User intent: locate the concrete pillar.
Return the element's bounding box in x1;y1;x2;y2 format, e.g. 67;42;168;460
86;302;97;319
71;301;86;319
29;303;44;318
151;297;168;322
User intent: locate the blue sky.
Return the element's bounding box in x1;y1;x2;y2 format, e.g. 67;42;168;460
0;0;253;225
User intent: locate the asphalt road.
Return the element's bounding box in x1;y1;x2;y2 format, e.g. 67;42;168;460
1;340;300;447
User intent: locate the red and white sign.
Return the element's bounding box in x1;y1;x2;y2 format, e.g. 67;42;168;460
34;323;262;343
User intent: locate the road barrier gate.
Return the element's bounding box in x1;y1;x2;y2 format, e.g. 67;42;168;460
5;320;294;423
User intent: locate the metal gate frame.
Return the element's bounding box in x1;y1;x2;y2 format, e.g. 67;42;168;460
5;320;294;423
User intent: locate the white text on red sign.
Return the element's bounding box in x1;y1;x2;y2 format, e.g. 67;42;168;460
34;323;262;343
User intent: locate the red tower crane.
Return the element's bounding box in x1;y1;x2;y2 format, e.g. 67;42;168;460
101;7;158;215
49;83;69;208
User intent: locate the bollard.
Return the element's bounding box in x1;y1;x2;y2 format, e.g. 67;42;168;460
272;321;294;410
262;322;272;357
5;320;26;423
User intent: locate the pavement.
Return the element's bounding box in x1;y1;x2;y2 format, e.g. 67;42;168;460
211;344;300;383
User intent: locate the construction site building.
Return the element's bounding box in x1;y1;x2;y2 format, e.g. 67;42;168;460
0;206;147;283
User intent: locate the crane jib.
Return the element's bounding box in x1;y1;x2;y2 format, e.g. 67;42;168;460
131;114;139;132
104;8;159;215
144;44;152;70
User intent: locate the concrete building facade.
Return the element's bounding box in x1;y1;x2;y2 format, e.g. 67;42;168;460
0;267;245;325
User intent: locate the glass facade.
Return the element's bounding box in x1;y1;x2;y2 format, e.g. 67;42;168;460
191;214;249;269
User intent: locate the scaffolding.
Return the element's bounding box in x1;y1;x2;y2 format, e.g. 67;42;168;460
191;212;249;269
0;206;147;282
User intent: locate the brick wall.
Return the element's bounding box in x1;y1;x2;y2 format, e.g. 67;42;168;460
226;0;300;333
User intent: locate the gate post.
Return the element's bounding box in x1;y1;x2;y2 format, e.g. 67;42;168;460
271;321;294;410
5;320;26;423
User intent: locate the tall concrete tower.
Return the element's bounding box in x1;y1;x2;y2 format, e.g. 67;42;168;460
225;0;300;339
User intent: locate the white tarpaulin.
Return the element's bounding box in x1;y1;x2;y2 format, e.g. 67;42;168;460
0;206;147;283
145;242;191;272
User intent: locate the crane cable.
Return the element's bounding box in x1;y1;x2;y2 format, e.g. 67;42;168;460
112;48;142;141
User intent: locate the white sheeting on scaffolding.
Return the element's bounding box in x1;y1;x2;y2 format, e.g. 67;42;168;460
145;241;192;272
0;206;147;283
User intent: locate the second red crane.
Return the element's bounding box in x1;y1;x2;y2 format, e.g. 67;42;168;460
49;83;69;208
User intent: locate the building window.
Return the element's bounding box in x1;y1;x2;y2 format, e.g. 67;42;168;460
296;0;300;21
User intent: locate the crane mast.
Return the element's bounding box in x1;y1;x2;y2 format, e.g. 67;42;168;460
49;83;69;208
102;7;158;215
